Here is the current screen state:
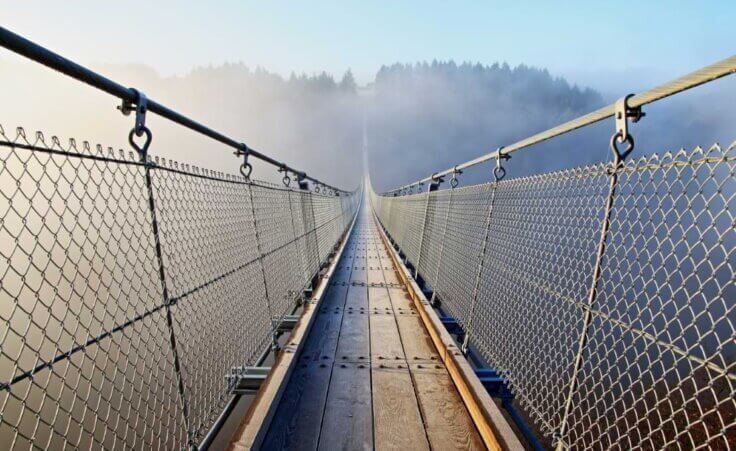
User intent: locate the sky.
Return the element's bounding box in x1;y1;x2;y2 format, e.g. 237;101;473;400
3;1;734;93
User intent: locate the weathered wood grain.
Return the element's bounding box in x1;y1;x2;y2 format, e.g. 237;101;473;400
318;363;373;451
372;365;429;451
411;364;485;450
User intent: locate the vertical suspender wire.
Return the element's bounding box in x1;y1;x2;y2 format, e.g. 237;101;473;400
286;188;307;297
555;142;627;448
432;184;455;305
463;181;499;353
125;100;195;447
140;146;193;447
246;184;279;351
414;186;432;279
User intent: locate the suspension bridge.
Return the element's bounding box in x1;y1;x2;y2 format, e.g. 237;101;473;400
0;26;734;450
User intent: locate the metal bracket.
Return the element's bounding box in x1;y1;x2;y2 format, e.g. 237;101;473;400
614;94;644;143
493;147;510;181
612;94;644;161
450;166;462;188
119;89;152;160
118;88;148;136
227;366;272;393
235;143;252;179
296;172;309;190
429;173;444;192
273;315;300;333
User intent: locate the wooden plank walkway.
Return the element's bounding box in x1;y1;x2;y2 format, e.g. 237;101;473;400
257;204;485;450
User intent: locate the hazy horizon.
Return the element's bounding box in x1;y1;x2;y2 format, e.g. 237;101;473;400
1;54;734;192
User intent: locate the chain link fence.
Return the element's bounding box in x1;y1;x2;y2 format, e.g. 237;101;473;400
0;125;359;449
371;141;735;450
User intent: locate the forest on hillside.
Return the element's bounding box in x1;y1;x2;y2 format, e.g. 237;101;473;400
1;59;731;190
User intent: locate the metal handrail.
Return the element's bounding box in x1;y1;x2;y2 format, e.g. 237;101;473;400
383;55;736;194
0;26;350;194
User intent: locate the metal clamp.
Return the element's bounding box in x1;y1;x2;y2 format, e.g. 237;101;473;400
493;147;509;182
235;143;252;180
119;89;152;160
296;172;309;190
450;166;462;188
278;165;291;187
611;94;644;161
429;173;444;192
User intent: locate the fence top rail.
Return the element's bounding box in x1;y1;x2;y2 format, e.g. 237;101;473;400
383;55;736;195
0;26;352;194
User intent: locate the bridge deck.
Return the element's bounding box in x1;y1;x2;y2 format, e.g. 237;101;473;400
256;204;484;450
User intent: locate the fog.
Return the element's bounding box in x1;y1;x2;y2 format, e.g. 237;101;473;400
0;57;733;192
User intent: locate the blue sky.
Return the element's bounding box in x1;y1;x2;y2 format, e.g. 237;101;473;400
3;1;734;92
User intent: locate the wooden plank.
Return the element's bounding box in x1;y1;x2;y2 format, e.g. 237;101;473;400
320;284;348;310
387;287;414;310
350;264;367;283
410;364;485;450
395;315;439;362
260;362;333;450
372;210;524;451
300;306;344;362
318;363;373;451
381;266;401;285
229;207;359;450
372;365;429;451
343;284;368;310
367;266;385;284
336;293;370;361
370;313;405;361
368;287;393;311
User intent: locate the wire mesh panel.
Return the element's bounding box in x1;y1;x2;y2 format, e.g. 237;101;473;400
474;165;610;437
416;189;452;291
151;167;272;442
563;144;736;450
312;194;342;264
251;183;303;320
0;125;359;449
397;193;427;266
371;141;735;450
435;184;493;327
0;128;188;449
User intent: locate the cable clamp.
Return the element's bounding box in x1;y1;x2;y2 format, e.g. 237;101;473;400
235;143;252;180
450;166;463;188
493;147;509;181
119;89;151;161
611;94;643;161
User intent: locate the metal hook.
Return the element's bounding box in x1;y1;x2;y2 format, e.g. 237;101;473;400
493;147;509;182
236;143;252;180
450;166;462;188
611;95;642;163
610;132;634;163
128;127;152;162
120;89;152;160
